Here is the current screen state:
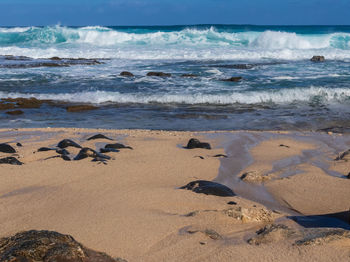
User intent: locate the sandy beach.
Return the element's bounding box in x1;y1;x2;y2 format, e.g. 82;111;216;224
0;128;349;261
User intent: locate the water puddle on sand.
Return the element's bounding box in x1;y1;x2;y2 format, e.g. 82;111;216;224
202;131;350;215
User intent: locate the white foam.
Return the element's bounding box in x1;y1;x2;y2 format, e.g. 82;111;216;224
1;86;349;105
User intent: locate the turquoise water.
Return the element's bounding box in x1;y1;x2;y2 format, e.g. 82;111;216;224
0;25;350;131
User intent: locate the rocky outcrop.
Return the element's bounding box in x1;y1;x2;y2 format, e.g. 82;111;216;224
0;157;23;165
57;139;82;149
311;56;325;62
0;230;127;262
180;180;235;197
295;228;350;245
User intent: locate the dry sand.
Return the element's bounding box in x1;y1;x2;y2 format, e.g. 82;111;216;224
0;128;350;261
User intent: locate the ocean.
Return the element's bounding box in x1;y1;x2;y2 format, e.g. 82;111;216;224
1;24;350;131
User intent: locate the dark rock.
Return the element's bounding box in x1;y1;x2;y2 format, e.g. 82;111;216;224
50;56;62;60
194;156;204;159
38;147;56;152
0;230;125;262
66;105;98;112
56;149;70;155
187;229;223;240
311;56;325;62
146;72;171;77
5;110;24;115
61;155;71;161
120;71;134;77
100;148;120;153
227;201;237;205
248;224;296;245
181;74;199;77
87;134;113;141
279;144;290;148
0;143;16;153
105;143;133;150
221;77;242;82
185;138;211;150
213;154;227;158
57;139;82;149
0;157;23;165
212;64;255;69
16;143;22;147
180;180;235;197
74;148;111;161
347;172;350;179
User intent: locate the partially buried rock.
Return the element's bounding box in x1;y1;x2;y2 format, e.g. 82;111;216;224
57;139;82;149
66;105;98;112
74;147;111;161
248;224;296;245
221;76;242;82
0;143;16;153
185;138;211;149
120;71;134;77
38;147;56;152
100;148;120;153
87;134;113;141
240;171;271;183
180;180;235;197
0;230;126;262
146;72;171;77
105;143;133;150
295;228;350;246
311;56;325;62
0;156;23;165
5;110;24;115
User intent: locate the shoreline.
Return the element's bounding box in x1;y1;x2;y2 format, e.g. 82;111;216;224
1;128;350;261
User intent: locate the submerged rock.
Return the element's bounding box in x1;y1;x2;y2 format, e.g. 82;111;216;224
146;72;171;77
87;134;113;141
181;73;199;77
2;97;44;109
0;230;126;262
66;105;98;112
120;71;134;77
311;55;325;62
105;143;133;150
185;138;211;149
74;147;111;161
248;224;296;245
0;156;23;165
5;110;24;115
0;143;16;153
180;180;235;197
57;139;82;149
221;76;242;82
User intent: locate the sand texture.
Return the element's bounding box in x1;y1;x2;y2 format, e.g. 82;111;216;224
0;128;350;261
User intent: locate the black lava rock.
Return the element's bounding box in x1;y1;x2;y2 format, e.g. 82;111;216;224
57;139;82;149
221;76;242;82
56;149;70;155
180;180;235;197
105;143;133;150
87;134;113;141
16;142;22;147
0;143;16;153
311;56;325;62
185;138;211;150
0;157;23;165
38;147;56;152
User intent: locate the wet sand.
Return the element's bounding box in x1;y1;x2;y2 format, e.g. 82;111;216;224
0;128;350;261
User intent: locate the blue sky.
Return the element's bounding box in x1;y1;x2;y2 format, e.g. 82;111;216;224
0;0;349;26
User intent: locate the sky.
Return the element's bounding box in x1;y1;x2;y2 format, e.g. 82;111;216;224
0;0;349;26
